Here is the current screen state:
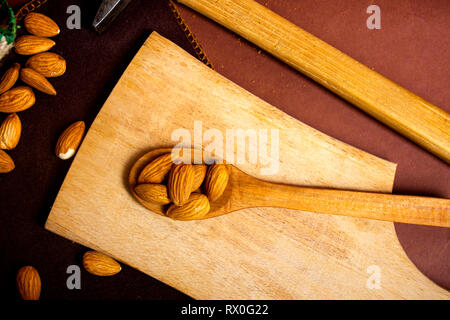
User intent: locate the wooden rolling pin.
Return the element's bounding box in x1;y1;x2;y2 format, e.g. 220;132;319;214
177;0;450;163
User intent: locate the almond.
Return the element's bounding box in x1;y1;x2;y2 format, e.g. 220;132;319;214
138;153;178;184
0;86;35;113
83;251;121;276
20;68;56;95
0;113;21;149
55;121;85;160
16;266;41;300
26;52;66;77
24;13;60;37
0;149;14;172
166;193;210;220
135;184;171;205
191;164;207;191
14;35;55;55
168;164;195;206
204;164;229;202
0;63;20;94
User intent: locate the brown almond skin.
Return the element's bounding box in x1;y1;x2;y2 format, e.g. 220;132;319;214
0;149;14;172
0;86;35;113
83;251;121;276
204;164;230;202
14;35;55;55
0;113;21;149
26;52;66;77
24;12;60;37
0;63;20;94
191;164;207;191
168;164;195;206
135;184;171;205
166;193;210;220
55;121;85;160
138;153;177;184
16;266;41;300
20;68;56;95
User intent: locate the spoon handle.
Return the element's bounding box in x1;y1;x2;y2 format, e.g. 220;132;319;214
246;179;450;227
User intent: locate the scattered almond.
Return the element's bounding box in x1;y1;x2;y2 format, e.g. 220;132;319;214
0;86;35;113
14;35;55;55
135;184;171;205
55;121;85;160
83;251;121;276
0;149;14;172
16;266;41;300
166;193;210;220
138;153;177;184
26;52;66;77
168;164;195;206
0;113;21;149
20;68;56;95
0;13;65;172
24;12;60;37
0;63;20;94
204;164;229;201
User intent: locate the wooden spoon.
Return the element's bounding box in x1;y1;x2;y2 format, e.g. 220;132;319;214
129;148;450;227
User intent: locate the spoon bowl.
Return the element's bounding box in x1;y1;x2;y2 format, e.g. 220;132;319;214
129;147;235;219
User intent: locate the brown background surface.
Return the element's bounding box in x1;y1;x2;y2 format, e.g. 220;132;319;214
0;0;448;299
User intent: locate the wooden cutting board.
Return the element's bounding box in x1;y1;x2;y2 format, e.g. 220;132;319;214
45;32;449;299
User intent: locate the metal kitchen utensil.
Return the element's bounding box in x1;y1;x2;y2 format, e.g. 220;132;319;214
92;0;131;33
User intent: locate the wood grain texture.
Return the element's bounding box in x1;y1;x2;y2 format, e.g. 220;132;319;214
178;0;450;163
129;148;450;227
45;33;449;299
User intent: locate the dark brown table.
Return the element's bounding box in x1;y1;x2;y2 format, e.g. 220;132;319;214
0;0;448;299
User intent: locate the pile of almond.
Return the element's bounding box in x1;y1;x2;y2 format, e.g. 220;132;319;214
0;12;73;173
134;152;230;220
